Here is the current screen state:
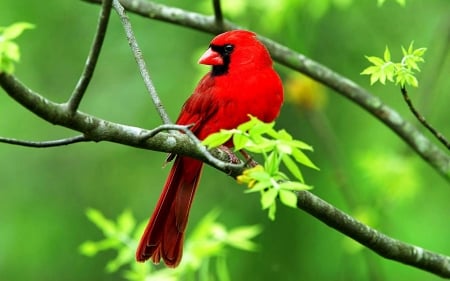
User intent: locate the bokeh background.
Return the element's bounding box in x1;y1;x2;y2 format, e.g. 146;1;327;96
1;0;449;280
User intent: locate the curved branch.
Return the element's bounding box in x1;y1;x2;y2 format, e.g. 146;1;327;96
81;0;450;181
67;0;112;113
0;135;89;147
401;86;449;149
296;190;450;278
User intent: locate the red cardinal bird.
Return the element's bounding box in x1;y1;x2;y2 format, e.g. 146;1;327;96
136;30;283;267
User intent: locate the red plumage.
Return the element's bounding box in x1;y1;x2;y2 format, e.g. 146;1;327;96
136;30;283;267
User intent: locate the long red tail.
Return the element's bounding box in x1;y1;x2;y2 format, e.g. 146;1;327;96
136;156;203;267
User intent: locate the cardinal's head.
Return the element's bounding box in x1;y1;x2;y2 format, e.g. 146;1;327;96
198;30;273;76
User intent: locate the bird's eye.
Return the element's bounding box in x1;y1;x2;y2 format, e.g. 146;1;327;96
224;44;234;54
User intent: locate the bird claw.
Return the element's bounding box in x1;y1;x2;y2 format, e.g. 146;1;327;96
219;145;241;164
240;150;259;168
218;146;260;167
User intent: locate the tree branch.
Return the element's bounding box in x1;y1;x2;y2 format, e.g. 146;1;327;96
67;0;112;113
296;190;450;278
82;0;450;182
0;73;243;177
212;0;224;31
0;135;89;147
112;0;171;124
141;123;245;172
401;86;449;149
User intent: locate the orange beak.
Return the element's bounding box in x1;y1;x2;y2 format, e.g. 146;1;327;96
198;48;223;65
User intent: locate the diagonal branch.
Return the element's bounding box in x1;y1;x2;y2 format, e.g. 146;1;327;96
82;0;450;182
401;86;449;149
0;72;449;278
67;0;112;113
296;190;450;278
112;0;171;124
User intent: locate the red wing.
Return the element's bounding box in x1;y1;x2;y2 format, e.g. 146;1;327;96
175;75;219;137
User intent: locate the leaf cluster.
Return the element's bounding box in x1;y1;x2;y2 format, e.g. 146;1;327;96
203;116;318;220
79;209;262;281
0;22;34;74
361;42;426;87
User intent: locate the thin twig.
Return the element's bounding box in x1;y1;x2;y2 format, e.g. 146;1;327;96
212;0;224;30
0;135;89;148
112;0;172;124
67;0;112;113
401;86;450;150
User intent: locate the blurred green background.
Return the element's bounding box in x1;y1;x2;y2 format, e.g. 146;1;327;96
1;0;449;280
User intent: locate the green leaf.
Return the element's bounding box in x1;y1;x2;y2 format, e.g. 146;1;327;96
370;71;380;85
2;22;35;40
227;225;262;251
248;120;275;136
0;22;34;74
0;59;14;74
264;151;279;175
268;202;277;221
3;41;20;61
383;46;391;61
413;47;427;57
278;181;312;191
378;69;387;85
360;66;378;75
86;208;117;237
232;132;249;151
79;241;100;257
244;180;272;193
202;130;232;148
79;238;121;256
396;68;419;87
281;154;304;183
289;139;313;150
276;129;293;141
365;56;385;66
279;190;298;208
401;45;407;56
236;115;259;131
248;169;272;182
406;74;419;87
276;142;292;155
261;188;278;209
245;141;276;153
384;63;396;82
117;209;135;234
407;41;414;54
292;148;319;170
